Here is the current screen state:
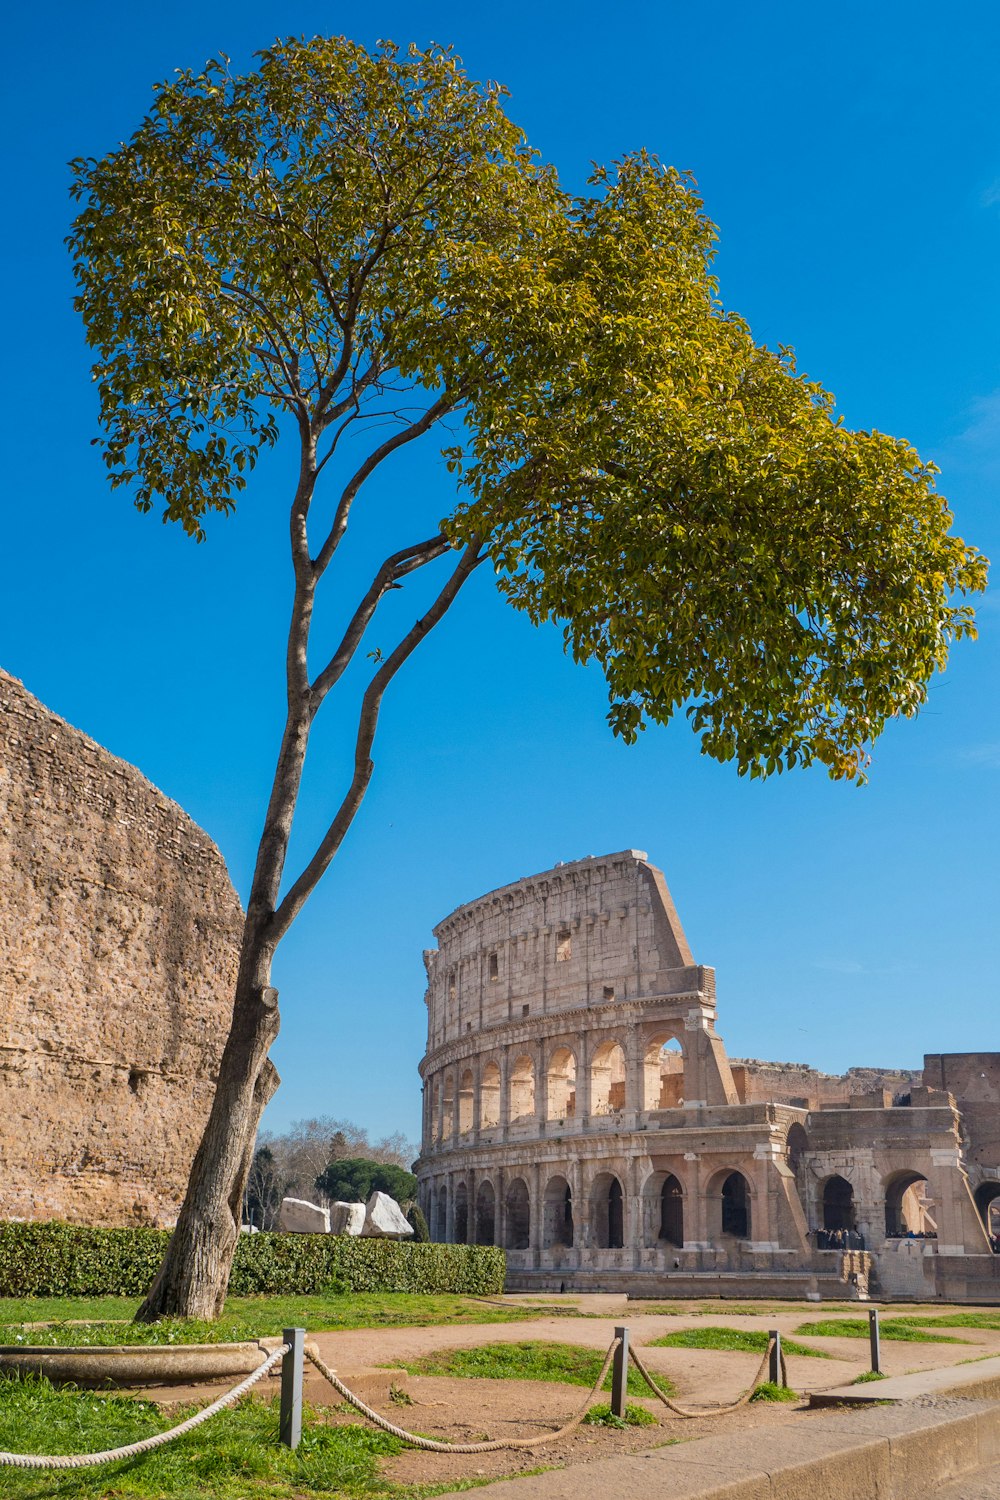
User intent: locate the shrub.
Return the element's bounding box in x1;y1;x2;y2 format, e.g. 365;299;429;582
406;1206;430;1243
0;1222;504;1299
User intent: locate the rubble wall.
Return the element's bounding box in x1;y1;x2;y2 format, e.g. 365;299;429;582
0;669;242;1226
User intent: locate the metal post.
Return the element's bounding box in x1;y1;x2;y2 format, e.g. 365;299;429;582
869;1308;881;1375
768;1329;782;1386
280;1327;305;1448
611;1324;630;1418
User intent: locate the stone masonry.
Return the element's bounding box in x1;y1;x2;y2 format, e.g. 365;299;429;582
0;669;242;1226
416;851;1000;1302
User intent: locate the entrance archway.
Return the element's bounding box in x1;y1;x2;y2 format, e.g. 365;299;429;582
543;1175;574;1248
475;1181;496;1245
591;1172;625;1249
505;1178;531;1249
454;1181;469;1244
659;1174;684;1246
822;1175;856;1232
884;1171;931;1237
721;1171;751;1239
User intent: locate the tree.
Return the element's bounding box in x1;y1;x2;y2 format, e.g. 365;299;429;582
242;1145;284;1230
67;37;985;1319
315;1157;418;1206
255;1116;417;1202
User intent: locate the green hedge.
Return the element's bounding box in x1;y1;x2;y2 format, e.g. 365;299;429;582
0;1222;505;1299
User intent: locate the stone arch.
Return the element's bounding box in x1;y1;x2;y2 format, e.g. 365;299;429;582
543;1174;574;1248
641;1170;684;1247
591;1040;626;1116
884;1170;932;1237
454;1180;469;1244
706;1168;752;1241
505;1177;531;1249
974;1181;1000;1239
426;1183;436;1236
434;1182;448;1241
476;1180;496;1245
591;1171;625;1249
441;1073;455;1142
786;1123;809;1178
458;1069;474;1135
642;1032;686;1110
480;1061;501;1129
546;1047;577;1121
509;1054;535;1121
821;1174;856;1232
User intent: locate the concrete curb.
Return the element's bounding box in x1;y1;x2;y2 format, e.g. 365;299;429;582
0;1337;287;1387
810;1355;1000;1408
430;1398;1000;1500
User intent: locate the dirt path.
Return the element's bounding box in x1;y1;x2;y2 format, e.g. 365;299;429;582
141;1299;1000;1493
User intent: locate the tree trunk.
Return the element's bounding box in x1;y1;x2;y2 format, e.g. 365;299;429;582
135;937;281;1320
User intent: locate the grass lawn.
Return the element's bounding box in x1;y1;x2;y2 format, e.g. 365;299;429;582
793;1319;968;1344
893;1312;1000;1332
387;1340;663;1397
0;1375;401;1498
647;1326;829;1358
0;1292;563;1346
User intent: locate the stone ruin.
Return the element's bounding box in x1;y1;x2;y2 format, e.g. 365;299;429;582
277;1191;412;1238
417;849;1000;1303
0;669;242;1226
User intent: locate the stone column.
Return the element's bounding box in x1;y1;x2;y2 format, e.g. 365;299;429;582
465;1167;476;1245
452;1072;461;1144
576;1032;592;1123
530;1160;542;1267
495;1166;505;1248
535;1038;547;1137
623;1023;643;1128
627;1155;643;1267
445;1171;456;1244
434;1074;444;1148
472;1068;481;1145
500;1049;511;1140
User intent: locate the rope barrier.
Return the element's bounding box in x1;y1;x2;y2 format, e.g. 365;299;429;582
628;1336;789;1418
0;1325;797;1469
304;1338;621;1453
0;1342;289;1470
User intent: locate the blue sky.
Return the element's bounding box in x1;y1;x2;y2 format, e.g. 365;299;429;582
3;2;998;1146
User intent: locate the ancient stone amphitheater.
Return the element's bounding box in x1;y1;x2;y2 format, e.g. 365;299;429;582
416;850;1000;1302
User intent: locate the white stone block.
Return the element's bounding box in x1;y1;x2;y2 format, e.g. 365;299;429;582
329;1200;366;1236
278;1196;330;1234
362;1190;414;1238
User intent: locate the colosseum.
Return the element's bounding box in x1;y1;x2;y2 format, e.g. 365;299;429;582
416;850;1000;1302
0;668;242;1226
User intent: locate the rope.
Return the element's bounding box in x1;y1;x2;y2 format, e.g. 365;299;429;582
304;1338;620;1453
0;1342;289;1470
627;1337;789;1418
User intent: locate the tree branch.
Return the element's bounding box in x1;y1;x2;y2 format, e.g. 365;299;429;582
312;393;457;577
311;534;452;702
269;537;483;944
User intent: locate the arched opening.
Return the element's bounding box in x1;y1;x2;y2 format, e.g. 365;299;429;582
721;1171;751;1239
591;1172;625;1249
546;1047;577;1121
786;1123;809;1180
480;1062;501;1129
435;1183;448;1241
441;1074;455;1142
974;1182;1000;1245
543;1175;574;1248
822;1175;856;1233
509;1055;535;1121
454;1181;469;1244
643;1035;685;1110
476;1181;496;1245
505;1178;531;1249
659;1174;684;1247
884;1171;933;1237
458;1069;474;1135
591;1041;626;1116
426;1184;436;1238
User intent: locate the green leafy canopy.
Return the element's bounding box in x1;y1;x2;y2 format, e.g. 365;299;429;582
68;35;987;784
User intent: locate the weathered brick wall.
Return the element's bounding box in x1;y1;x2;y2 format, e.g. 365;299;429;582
0;669;243;1226
729;1059;921;1109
